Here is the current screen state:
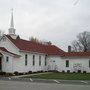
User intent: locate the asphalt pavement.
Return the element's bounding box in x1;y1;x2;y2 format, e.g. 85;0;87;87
0;80;90;90
0;76;90;85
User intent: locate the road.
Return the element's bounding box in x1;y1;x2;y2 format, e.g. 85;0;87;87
0;80;90;90
0;77;90;85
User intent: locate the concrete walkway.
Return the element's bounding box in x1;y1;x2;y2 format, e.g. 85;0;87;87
11;72;52;78
1;72;90;85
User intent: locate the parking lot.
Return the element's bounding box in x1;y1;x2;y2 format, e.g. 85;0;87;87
0;80;90;90
0;77;90;85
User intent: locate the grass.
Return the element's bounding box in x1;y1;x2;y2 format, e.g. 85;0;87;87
22;72;90;80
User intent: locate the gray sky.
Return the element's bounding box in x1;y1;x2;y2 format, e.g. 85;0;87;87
0;0;90;51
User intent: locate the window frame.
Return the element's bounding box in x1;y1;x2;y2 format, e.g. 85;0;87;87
45;55;47;66
39;56;41;66
6;56;9;63
66;60;69;67
33;55;35;66
89;60;90;68
25;54;28;66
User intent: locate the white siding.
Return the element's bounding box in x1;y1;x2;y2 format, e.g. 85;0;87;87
0;36;19;54
47;56;64;71
12;52;46;73
2;53;14;73
47;56;90;73
62;57;90;73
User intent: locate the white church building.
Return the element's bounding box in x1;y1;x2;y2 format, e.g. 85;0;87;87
0;11;90;73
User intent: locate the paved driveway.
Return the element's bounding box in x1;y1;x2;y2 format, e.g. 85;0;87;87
1;77;90;85
0;80;90;90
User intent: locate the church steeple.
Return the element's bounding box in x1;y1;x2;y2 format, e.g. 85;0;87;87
11;9;14;28
8;9;16;35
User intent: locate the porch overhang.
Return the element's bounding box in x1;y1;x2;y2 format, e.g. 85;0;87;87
0;47;21;58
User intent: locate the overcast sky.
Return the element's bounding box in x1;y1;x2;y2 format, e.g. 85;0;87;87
0;0;90;51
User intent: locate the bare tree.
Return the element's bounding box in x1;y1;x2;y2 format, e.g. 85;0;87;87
72;31;90;52
29;36;52;45
29;36;40;43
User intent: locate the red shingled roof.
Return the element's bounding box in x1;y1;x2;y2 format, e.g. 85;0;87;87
44;45;64;55
63;52;90;57
5;35;65;56
5;35;90;57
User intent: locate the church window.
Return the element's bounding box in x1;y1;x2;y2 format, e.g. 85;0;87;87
45;55;47;66
66;60;69;67
25;54;28;66
6;56;9;62
33;55;35;66
89;60;90;68
39;56;41;66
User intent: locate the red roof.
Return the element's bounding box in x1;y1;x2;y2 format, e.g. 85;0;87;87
5;35;65;56
0;47;20;57
63;52;90;57
44;45;64;55
5;35;90;57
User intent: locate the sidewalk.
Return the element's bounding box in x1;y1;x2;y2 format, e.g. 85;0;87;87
11;72;52;78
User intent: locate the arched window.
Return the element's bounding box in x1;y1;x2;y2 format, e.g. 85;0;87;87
25;54;28;66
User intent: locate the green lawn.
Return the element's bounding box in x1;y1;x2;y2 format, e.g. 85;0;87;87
22;72;90;80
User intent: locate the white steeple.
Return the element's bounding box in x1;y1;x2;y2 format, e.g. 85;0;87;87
8;9;16;35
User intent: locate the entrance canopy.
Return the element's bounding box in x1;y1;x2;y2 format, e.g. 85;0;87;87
0;47;20;58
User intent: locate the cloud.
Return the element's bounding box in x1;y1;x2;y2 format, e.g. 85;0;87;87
0;0;90;51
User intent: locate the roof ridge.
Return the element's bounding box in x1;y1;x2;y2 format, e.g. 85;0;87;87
5;34;65;55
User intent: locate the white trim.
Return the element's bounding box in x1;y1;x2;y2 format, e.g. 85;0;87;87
19;50;47;55
0;50;20;57
4;35;19;51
